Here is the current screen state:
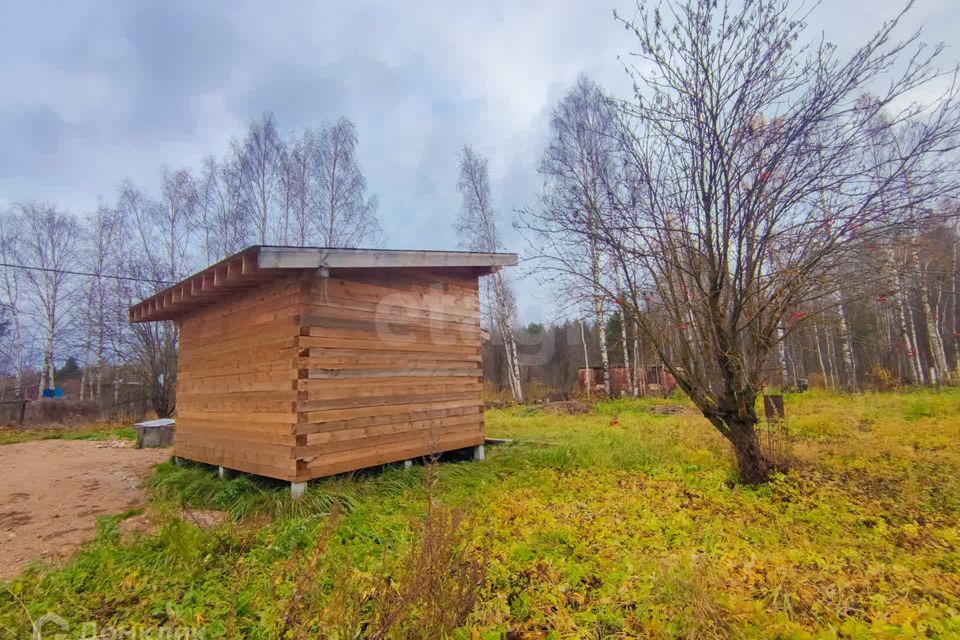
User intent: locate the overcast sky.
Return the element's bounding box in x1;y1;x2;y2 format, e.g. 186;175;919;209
0;0;955;321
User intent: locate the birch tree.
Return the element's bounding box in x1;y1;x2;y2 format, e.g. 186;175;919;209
283;129;317;246
314;118;382;247
118;182;192;417
79;204;125;400
238;112;283;244
0;215;28;397
538;76;624;396
456;146;523;402
15;203;81;394
199;155;249;262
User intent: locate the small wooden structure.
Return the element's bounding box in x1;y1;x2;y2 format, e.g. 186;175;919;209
129;246;516;490
134;418;175;448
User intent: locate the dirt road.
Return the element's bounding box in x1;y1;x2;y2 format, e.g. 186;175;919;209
0;439;168;579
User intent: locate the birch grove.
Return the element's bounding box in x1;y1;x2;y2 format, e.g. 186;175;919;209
0;112;382;411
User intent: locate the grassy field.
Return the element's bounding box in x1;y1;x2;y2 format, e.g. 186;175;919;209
1;390;959;638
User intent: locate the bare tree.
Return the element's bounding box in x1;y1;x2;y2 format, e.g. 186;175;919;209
117;181;191;417
0;214;29;397
538;76;625;396
281;129;316;246
199;155;249;262
15;203;82;394
527;0;960;482
78;203;126;400
456;146;523;402
238;112;284;244
314;118;382;247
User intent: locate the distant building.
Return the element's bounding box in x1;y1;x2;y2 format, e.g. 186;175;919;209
577;365;678;397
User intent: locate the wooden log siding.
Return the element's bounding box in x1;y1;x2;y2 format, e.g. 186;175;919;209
294;269;484;480
172;267;485;482
175;276;303;480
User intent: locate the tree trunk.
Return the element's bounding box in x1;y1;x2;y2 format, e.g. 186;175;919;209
728;420;771;484
95;364;103;403
952;226;959;375
823;320;838;390
502;324;523;403
588;239;610;397
814;322;830;389
40;316;55;395
707;392;770;484
491;273;522;403
894;265;921;384
633;320;643;397
580;320;591;399
615;273;634;397
594;296;610;397
919;261;949;382
837;296;858;391
777;322;791;388
11;317;24;399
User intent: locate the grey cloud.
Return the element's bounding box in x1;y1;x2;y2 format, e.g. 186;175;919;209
1;0;955;318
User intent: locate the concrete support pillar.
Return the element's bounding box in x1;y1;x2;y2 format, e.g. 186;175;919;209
290;482;307;499
473;444;485;461
404;460;413;469
217;466;226;479
172;456;181;466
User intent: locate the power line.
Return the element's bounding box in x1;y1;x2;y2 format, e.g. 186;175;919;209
0;262;171;285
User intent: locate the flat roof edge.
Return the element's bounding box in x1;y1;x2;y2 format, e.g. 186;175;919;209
257;246;518;270
129;245;518;323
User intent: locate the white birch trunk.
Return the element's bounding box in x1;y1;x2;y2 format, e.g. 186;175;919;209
580;319;591;399
633;320;643;396
590;241;610;397
614;272;635;397
619;316;633;397
777;322;790;387
837;296;858;391
894;265;921;384
814;322;830;389
952;228;959;375
919;263;950;382
897;288;923;384
823;320;838;390
492;272;522;403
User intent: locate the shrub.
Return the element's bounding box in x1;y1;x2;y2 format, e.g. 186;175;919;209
24;399;102;425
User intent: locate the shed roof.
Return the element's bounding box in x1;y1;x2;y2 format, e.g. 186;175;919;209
128;245;517;323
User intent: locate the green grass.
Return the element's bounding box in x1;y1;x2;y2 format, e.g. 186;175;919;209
2;389;960;638
0;424;136;445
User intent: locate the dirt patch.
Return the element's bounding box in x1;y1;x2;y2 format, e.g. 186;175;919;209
0;439;168;579
116;508;228;538
649;404;693;415
542;401;592;415
181;508;228;528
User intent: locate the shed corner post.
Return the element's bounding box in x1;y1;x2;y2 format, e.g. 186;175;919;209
290;482;307;499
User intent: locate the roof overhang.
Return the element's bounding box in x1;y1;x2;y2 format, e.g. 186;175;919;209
129;245;518;323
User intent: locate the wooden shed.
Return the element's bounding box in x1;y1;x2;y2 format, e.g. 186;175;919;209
129;246;517;493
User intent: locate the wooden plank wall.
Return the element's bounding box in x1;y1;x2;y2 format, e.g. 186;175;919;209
294;268;485;480
175;276;302;480
173;268;485;483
